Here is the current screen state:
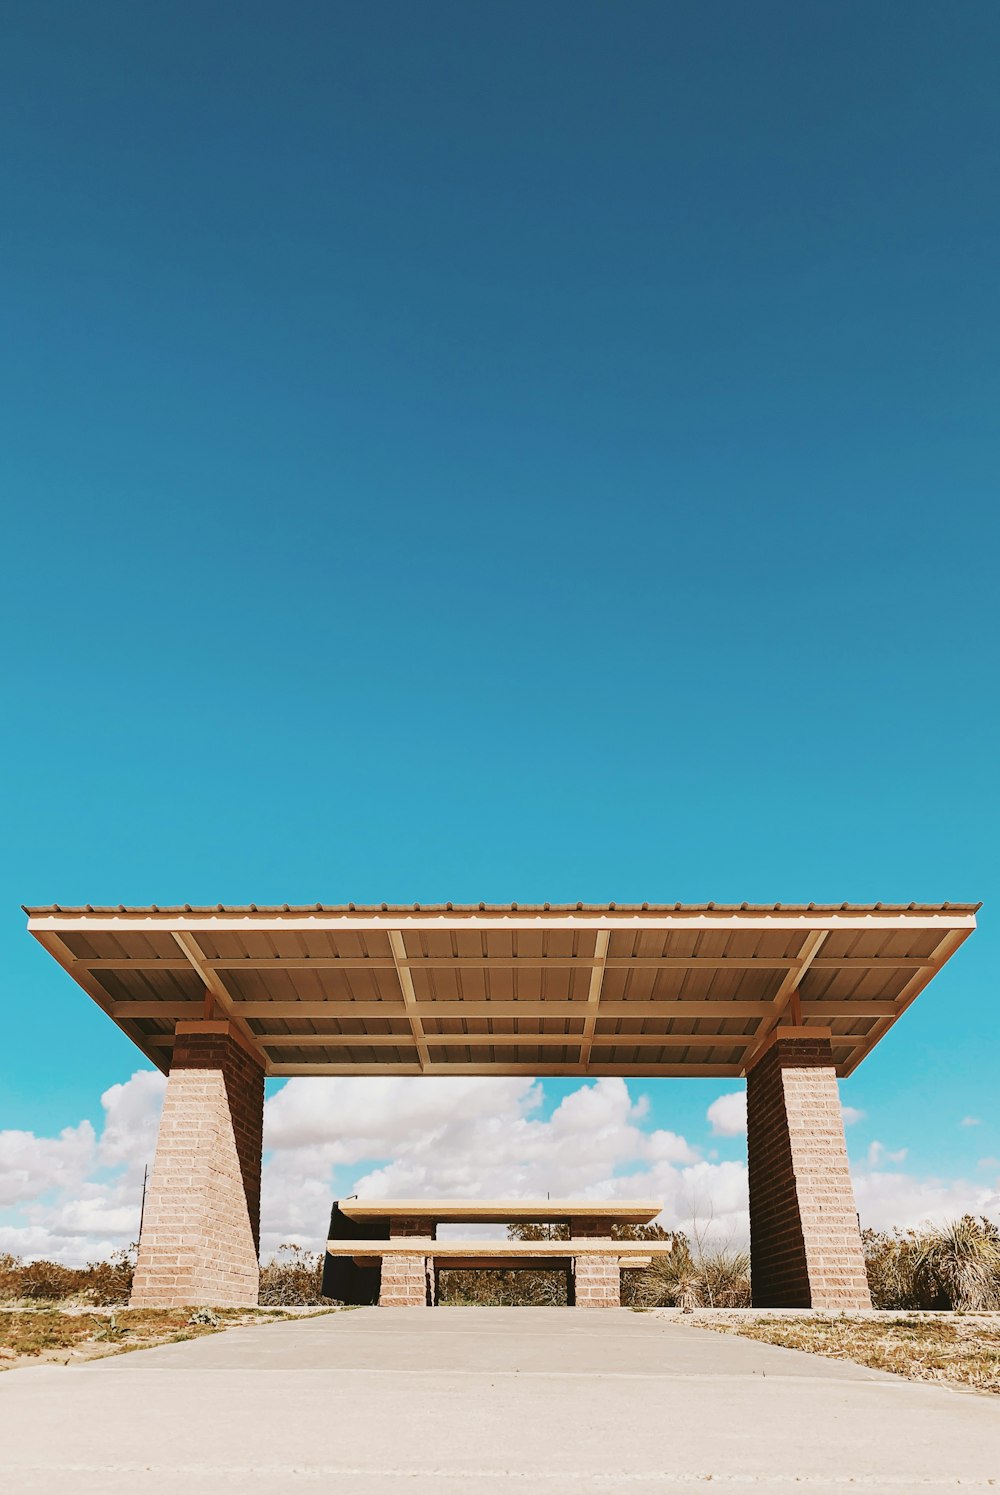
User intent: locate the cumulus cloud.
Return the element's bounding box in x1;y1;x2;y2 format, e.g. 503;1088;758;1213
259;1075;704;1256
961;1116;982;1127
852;1167;1000;1233
707;1090;747;1136
3;1068;998;1266
0;1070;165;1262
0;1122;95;1207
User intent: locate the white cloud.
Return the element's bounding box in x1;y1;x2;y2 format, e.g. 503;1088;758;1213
0;1122;95;1207
3;1068;998;1267
0;1072;163;1261
707;1091;747;1136
852;1167;1000;1233
705;1090;862;1138
259;1075;704;1255
96;1070;165;1169
866;1140;908;1168
961;1116;982;1127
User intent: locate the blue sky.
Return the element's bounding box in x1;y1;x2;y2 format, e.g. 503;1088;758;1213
1;2;998;1259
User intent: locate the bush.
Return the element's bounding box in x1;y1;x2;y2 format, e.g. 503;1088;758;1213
258;1244;331;1306
0;1245;136;1305
864;1218;1000;1310
623;1233;751;1309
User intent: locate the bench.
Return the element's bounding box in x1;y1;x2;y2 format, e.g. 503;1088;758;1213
324;1198;672;1308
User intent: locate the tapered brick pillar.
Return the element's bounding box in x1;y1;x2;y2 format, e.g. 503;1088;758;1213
130;1021;265;1308
746;1029;871;1310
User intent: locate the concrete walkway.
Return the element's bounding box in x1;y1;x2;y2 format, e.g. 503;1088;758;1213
1;1307;998;1493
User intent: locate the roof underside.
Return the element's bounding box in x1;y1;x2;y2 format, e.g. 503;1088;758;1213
25;903;978;1080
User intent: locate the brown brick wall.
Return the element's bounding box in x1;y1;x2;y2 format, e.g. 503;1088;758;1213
389;1217;437;1239
569;1216;611;1238
130;1022;265;1308
747;1033;871;1310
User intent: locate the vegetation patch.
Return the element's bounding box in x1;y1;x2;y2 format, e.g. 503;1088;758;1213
0;1305;309;1371
691;1313;1000;1395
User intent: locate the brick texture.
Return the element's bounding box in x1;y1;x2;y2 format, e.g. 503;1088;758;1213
573;1255;621;1308
571;1218;621;1308
747;1034;871;1310
379;1253;431;1306
130;1022;264;1308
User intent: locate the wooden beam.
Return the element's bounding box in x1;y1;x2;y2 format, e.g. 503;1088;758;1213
75;952;934;972
239;1030;761;1049
109;996;902;1022
111;1002;204;1018
146;1030;769;1051
387;930;430;1069
171;932;267;1066
578;930;610;1067
139;999;779;1020
742;930;828;1072
268;1062;745;1077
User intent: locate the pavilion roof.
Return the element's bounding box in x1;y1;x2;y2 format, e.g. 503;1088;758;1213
24;902;979;1080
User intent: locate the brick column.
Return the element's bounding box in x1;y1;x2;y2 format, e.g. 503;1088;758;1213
570;1215;621;1308
746;1029;871;1310
378;1215;434;1306
130;1021;265;1308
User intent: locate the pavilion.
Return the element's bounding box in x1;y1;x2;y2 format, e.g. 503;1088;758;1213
25;901;978;1311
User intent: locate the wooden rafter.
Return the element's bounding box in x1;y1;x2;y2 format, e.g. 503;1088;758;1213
387;930;430;1069
577;930;610;1067
741;929;829;1073
171;931;267;1066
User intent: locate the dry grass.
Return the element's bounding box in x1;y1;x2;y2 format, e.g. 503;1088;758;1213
692;1312;1000;1395
0;1305;293;1371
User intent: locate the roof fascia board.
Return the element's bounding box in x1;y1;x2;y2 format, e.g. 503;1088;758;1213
26;912;979;934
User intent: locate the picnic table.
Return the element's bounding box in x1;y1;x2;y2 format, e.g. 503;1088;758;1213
324;1198;671;1307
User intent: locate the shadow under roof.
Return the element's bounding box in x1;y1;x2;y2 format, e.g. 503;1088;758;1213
24;903;979;1080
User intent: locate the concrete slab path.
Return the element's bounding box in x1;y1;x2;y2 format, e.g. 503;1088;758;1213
1;1306;998;1493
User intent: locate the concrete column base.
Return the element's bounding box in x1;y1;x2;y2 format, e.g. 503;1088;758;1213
130;1022;264;1308
747;1029;871;1310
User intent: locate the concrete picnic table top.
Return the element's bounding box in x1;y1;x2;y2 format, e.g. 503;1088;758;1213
336;1198;663;1225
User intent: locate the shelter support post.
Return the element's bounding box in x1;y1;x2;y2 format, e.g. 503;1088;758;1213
746;1029;871;1310
379;1215;434;1306
571;1215;621;1308
130;1020;264;1308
